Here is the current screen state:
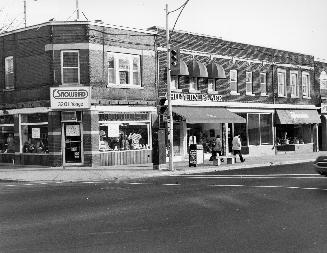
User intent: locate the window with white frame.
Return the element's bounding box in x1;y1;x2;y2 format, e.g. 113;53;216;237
277;69;286;97
260;72;267;95
290;71;299;97
61;51;80;85
189;77;198;91
207;79;216;92
246;71;253;94
171;75;179;90
5;56;14;90
302;72;310;97
230;69;238;94
320;71;327;90
107;52;141;87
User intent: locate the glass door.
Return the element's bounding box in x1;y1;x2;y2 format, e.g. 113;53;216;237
63;123;82;164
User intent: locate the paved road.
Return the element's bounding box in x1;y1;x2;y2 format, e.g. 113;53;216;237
1;162;326;253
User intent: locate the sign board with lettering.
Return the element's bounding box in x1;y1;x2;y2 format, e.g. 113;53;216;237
169;92;223;102
50;87;91;109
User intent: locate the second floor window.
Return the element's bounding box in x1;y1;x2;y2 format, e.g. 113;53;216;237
5;56;14;90
171;75;180;90
207;79;216;92
302;72;310;97
61;51;80;85
277;70;286;97
246;71;253;94
260;72;267;95
189;77;198;91
290;71;299;97
108;52;141;86
230;69;238;94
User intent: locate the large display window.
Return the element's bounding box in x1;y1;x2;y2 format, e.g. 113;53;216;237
0;115;15;153
99;123;150;151
99;112;151;152
21;113;48;153
247;113;273;146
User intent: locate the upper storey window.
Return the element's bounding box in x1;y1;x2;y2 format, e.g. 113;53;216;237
61;51;80;85
290;71;299;98
230;69;239;95
302;72;310;98
277;69;286;97
246;71;253;95
107;52;141;87
5;56;14;90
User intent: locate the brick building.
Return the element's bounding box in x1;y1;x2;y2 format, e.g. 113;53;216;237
0;21;157;167
150;27;321;161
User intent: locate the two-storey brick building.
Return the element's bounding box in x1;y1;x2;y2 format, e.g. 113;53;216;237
0;21;157;167
150;27;321;161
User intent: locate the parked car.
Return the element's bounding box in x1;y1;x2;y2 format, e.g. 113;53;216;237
313;156;327;176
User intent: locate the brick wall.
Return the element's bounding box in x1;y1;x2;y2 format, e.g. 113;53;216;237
153;27;317;107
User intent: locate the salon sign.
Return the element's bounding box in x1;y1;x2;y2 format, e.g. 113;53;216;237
50;87;91;109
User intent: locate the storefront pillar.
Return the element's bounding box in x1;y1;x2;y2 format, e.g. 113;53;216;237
224;123;229;155
181;120;187;158
82;110;100;167
48;111;62;166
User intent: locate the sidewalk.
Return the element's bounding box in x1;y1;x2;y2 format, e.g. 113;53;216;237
0;151;324;183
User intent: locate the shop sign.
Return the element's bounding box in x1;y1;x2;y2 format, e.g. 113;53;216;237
50;87;91;109
289;111;309;119
169;92;222;102
321;104;327;114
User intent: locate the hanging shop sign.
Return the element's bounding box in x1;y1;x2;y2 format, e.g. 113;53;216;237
50;87;91;109
169;92;223;102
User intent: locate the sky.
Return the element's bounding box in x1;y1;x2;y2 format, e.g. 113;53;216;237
1;0;327;60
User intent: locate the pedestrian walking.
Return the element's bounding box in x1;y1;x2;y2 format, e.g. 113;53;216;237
232;134;245;162
212;135;224;162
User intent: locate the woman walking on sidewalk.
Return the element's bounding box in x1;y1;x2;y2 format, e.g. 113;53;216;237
232;134;245;163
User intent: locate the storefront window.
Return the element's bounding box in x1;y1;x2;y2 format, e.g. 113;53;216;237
260;114;273;145
99;123;149;151
21;113;48;153
276;124;312;145
248;114;260;145
0;115;15;153
248;113;273;146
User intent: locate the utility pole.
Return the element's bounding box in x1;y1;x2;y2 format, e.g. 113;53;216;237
166;4;174;171
24;0;26;27
76;0;80;20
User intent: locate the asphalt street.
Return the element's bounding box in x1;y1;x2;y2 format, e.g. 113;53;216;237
1;162;327;253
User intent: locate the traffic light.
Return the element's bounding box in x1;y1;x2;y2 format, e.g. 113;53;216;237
158;97;167;129
158;97;167;115
170;47;180;68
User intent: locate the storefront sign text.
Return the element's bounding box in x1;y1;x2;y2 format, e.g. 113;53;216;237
289;111;309;119
50;87;91;109
169;92;223;102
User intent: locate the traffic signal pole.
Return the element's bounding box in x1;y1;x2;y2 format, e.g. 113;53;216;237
166;4;174;171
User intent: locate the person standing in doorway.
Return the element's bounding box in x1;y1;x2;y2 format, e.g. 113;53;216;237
232;134;245;162
213;134;224;162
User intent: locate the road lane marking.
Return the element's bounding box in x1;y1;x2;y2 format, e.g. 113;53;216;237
209;184;327;191
162;183;181;186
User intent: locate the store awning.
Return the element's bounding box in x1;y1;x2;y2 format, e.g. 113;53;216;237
187;60;208;78
171;60;189;76
275;109;321;124
206;62;226;79
172;106;246;124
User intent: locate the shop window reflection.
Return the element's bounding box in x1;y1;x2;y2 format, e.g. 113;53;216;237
99;123;150;151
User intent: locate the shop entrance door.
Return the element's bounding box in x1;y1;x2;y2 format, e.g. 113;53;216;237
63;122;83;165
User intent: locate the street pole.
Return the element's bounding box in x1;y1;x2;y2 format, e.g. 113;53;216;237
166;4;174;171
24;0;26;27
76;0;80;20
